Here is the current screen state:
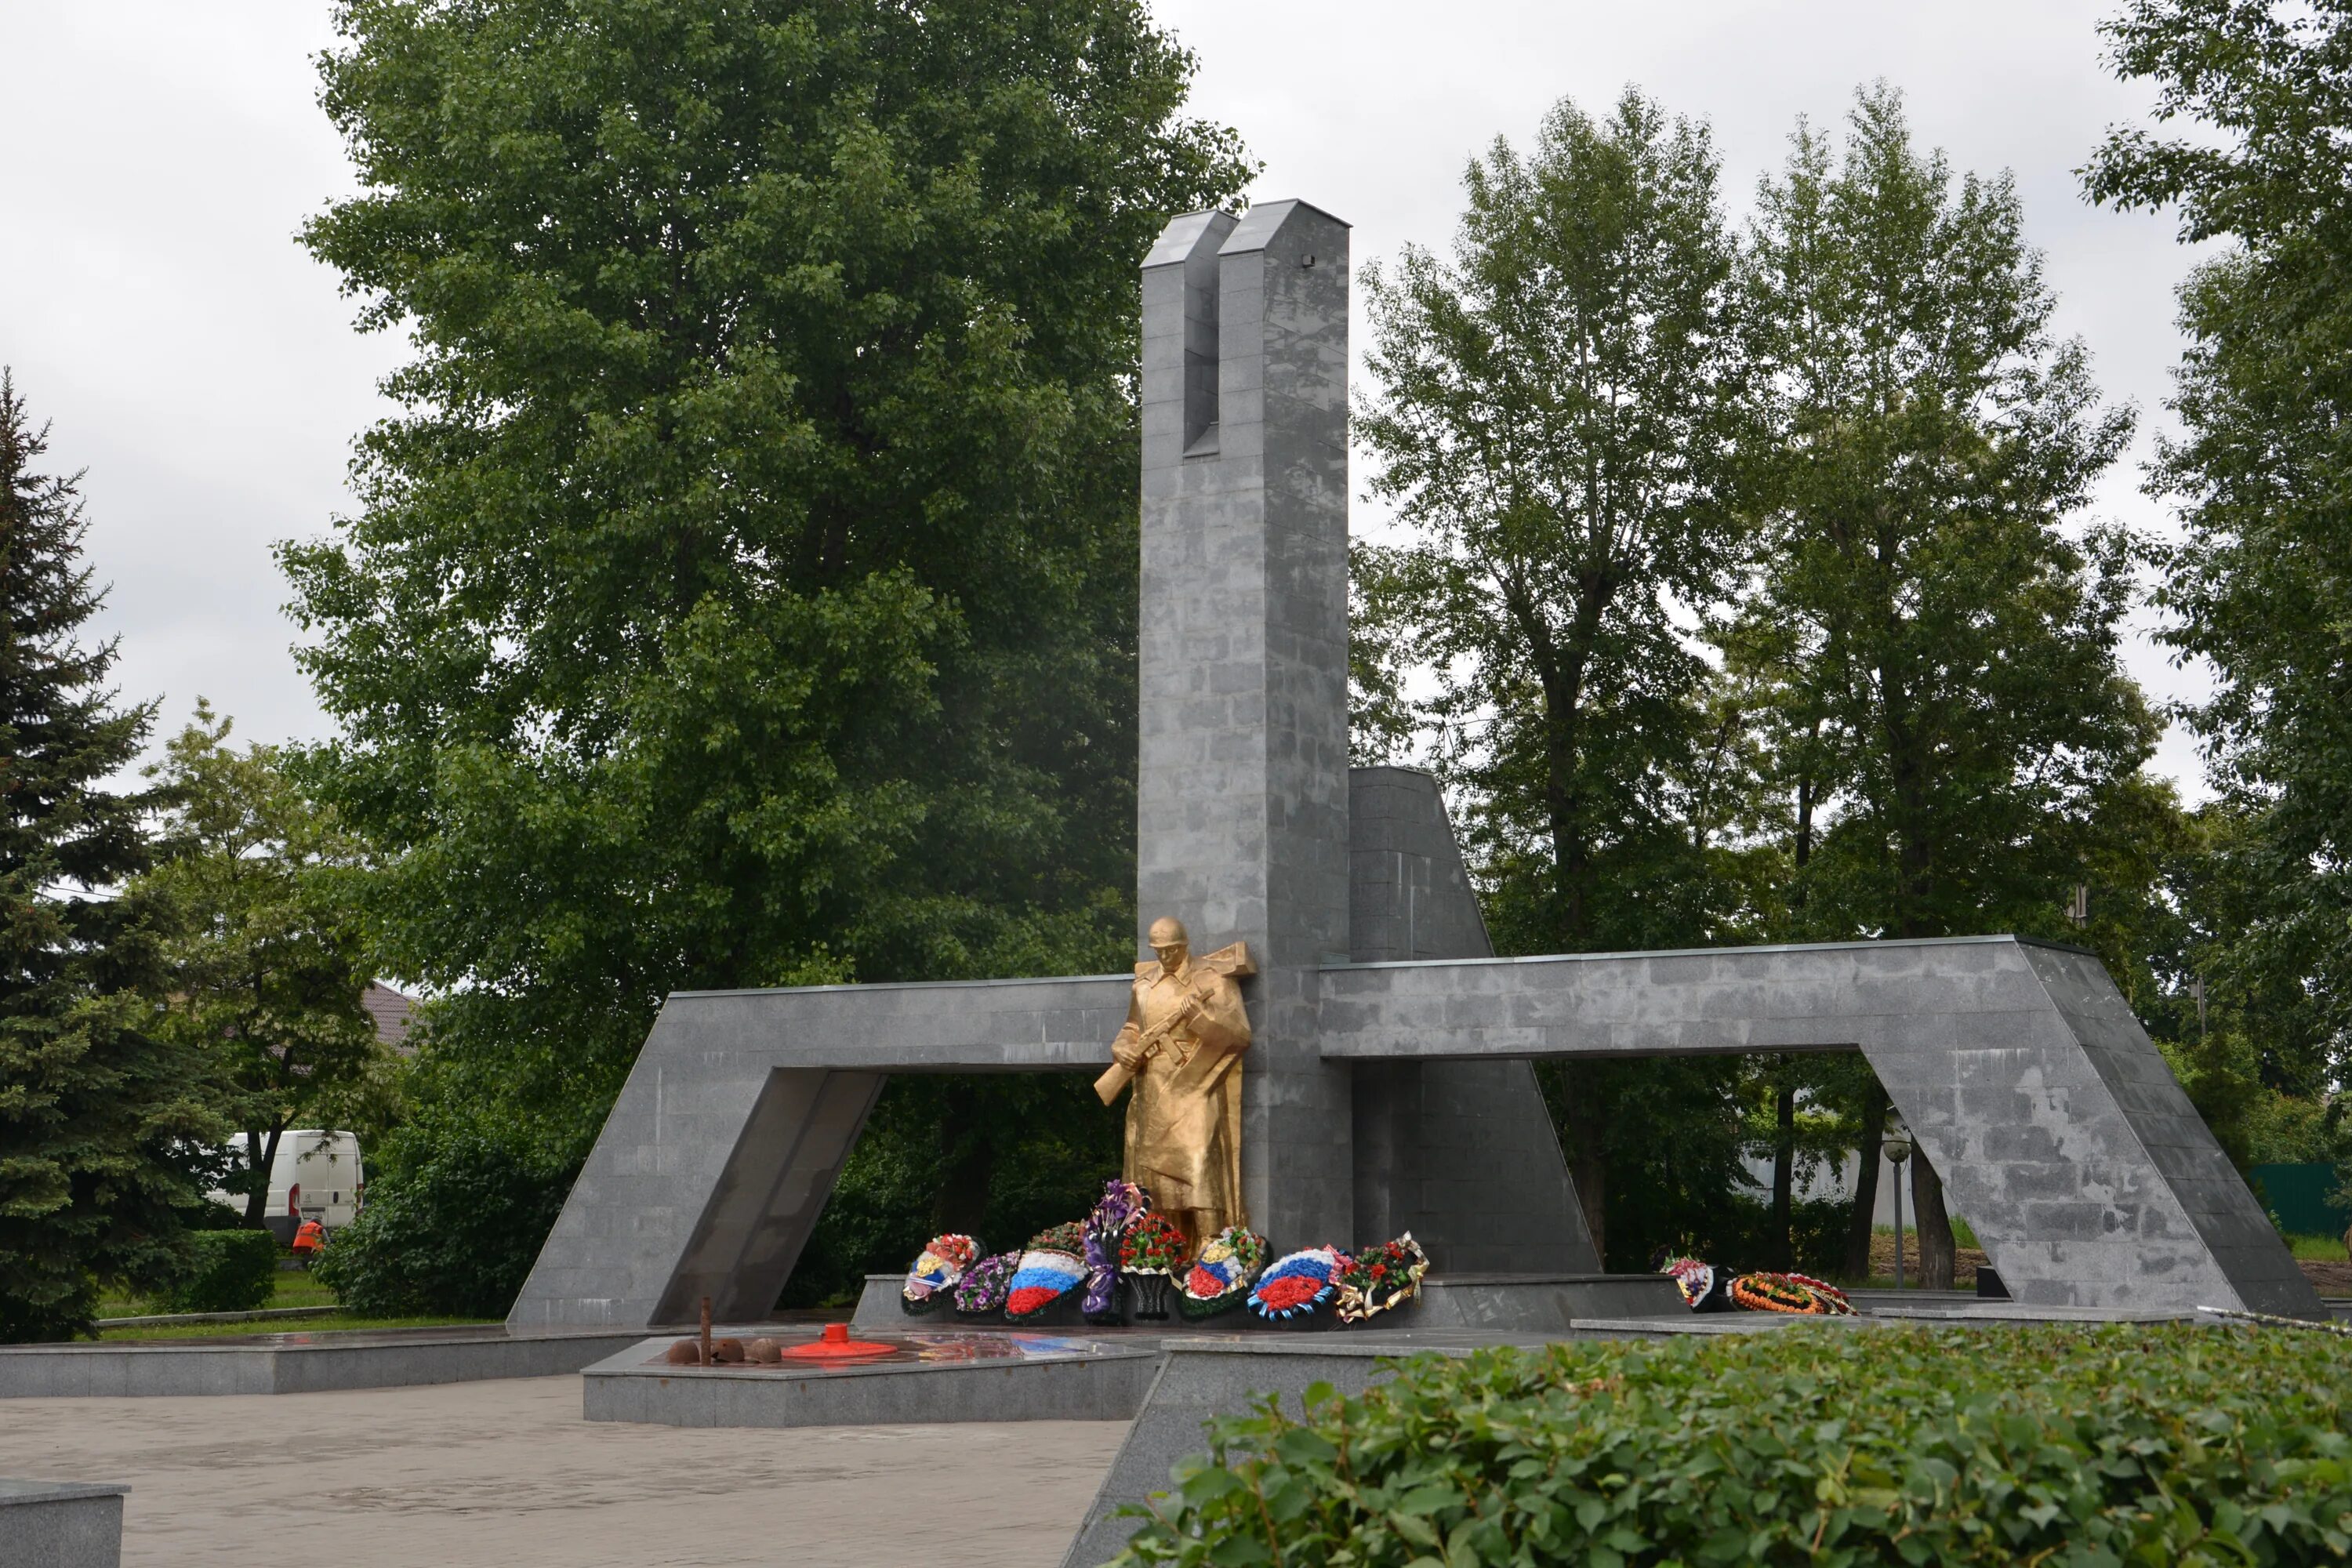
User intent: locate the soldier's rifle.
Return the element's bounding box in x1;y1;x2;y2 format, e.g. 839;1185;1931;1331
1092;995;1203;1105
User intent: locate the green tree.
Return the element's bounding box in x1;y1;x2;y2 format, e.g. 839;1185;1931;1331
2086;0;2352;1090
0;371;219;1341
1352;89;1761;1263
1731;88;2158;1286
285;0;1251;1236
2127;801;2347;1173
138;703;390;1228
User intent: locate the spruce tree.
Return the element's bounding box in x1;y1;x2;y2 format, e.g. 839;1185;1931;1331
0;369;216;1342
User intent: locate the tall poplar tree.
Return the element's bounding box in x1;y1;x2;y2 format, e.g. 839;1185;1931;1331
289;1;1252;1177
2087;0;2352;1087
0;372;217;1342
1352;89;1759;1262
1732;89;2160;1286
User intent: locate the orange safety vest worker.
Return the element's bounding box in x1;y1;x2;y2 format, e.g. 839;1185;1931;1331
292;1219;325;1254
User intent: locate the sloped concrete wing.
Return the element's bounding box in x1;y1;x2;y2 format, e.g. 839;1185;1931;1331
507;975;1129;1330
1318;936;2319;1316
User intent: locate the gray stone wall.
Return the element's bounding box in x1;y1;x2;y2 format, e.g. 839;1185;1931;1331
0;1479;124;1568
1348;767;1597;1271
2010;946;2313;1317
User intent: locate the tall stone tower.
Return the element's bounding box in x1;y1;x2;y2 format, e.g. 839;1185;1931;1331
1134;203;1592;1261
1137;202;1356;1245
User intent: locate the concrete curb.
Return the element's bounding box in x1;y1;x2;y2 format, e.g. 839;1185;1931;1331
0;1327;645;1397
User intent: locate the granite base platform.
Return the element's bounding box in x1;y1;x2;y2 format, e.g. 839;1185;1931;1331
583;1327;1163;1428
0;1479;125;1567
849;1269;1685;1334
0;1325;646;1397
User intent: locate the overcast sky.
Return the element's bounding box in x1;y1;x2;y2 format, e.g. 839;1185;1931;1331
0;2;2214;796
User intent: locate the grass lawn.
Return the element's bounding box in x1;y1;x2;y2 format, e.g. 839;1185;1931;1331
83;1259;489;1341
81;1268;492;1339
96;1269;339;1319
2285;1231;2350;1261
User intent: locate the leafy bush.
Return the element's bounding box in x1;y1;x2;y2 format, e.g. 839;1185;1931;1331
1117;1324;2352;1566
313;1131;572;1319
162;1228;279;1315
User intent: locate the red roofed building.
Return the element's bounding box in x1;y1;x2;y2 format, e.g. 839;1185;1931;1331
363;982;417;1056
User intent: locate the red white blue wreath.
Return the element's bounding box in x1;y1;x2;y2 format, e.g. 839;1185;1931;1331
1249;1245;1348;1321
1004;1248;1087;1321
901;1232;981;1315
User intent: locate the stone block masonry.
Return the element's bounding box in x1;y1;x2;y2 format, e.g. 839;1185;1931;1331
1138;201;1356;1249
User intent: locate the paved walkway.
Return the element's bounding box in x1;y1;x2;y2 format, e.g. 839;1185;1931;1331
0;1377;1126;1566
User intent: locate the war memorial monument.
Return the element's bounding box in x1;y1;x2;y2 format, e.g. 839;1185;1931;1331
0;197;2330;1568
517;198;2317;1335
496;194;2323;1563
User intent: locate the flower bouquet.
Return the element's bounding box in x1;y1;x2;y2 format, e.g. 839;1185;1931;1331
1249;1245;1349;1322
1029;1220;1087;1255
1083;1180;1150;1323
953;1250;1021;1316
1120;1213;1188;1320
1658;1254;1730;1312
1727;1270;1856;1316
1334;1232;1428;1324
1177;1226;1268;1320
901;1232;982;1315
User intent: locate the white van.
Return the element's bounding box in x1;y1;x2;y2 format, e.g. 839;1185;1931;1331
206;1130;366;1231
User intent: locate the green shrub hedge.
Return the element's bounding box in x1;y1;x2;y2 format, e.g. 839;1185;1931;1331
162;1228;279;1315
1116;1324;2352;1566
313;1131;573;1319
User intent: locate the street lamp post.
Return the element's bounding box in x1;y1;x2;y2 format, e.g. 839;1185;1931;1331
1883;1116;1914;1292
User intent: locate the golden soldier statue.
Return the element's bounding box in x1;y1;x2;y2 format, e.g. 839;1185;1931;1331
1094;917;1253;1257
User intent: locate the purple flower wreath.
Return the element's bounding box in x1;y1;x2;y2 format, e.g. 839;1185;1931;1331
1083;1179;1150;1319
952;1250;1021;1316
